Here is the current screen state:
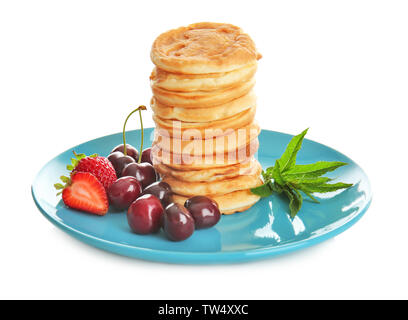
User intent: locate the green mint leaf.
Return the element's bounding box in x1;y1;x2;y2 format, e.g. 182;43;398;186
299;182;353;193
271;181;284;194
289;176;332;186
299;188;320;203
283;186;303;218
271;161;285;185
262;167;274;181
277;128;308;173
290;188;303;218
250;127;352;217
265;166;274;176
250;183;274;197
261;170;269;181
66;164;74;171
283;161;348;179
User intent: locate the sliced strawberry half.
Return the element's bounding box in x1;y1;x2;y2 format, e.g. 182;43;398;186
61;172;109;215
65;152;117;190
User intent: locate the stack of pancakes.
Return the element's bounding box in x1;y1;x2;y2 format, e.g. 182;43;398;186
150;22;263;214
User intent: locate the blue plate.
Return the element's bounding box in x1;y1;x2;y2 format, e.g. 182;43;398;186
32;128;372;264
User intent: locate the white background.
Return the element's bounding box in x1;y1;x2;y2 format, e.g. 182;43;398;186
1;0;407;300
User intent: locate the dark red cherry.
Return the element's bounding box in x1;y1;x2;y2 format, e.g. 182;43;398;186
184;196;221;229
107;176;142;210
163;203;195;241
111;144;139;162
107;151;124;167
121;162;157;189
127;194;164;234
107;152;135;178
142;181;173;208
141;148;153;165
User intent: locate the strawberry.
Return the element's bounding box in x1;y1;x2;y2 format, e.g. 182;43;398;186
59;172;109;215
66;152;117;190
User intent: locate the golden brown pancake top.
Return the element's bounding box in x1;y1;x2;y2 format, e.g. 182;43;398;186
151;22;261;74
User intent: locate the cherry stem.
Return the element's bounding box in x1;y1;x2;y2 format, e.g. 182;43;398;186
122;105;147;163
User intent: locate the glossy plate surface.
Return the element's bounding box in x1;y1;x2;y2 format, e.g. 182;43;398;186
32;128;371;264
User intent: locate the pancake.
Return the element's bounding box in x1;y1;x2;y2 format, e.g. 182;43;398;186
150;90;256;122
153;105;256;139
155;157;257;182
153;121;260;156
150;63;257;92
151;22;261;74
152;76;255;108
151;138;259;169
172;188;262;215
150;22;262;215
161;160;262;196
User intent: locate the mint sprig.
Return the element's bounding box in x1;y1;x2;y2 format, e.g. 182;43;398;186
251;129;353;218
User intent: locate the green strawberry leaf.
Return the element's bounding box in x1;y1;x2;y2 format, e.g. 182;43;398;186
55;150;98;196
60;175;70;183
54;183;64;190
73;152;86;160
